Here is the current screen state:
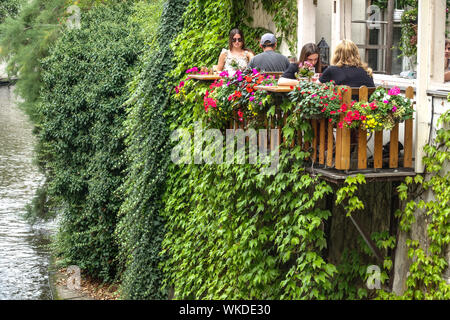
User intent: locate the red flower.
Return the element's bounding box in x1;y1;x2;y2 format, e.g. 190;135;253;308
238;109;244;121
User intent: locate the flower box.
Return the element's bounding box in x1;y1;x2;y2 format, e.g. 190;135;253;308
282;86;415;170
226;85;415;171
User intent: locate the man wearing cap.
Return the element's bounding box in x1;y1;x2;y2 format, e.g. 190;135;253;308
248;33;290;72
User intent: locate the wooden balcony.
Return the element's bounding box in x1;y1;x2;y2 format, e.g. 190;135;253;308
230;85;416;183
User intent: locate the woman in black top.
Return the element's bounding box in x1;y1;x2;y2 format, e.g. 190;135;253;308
319;39;375;87
278;43;322;86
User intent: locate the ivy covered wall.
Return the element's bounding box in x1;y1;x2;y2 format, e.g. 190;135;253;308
1;0;448;300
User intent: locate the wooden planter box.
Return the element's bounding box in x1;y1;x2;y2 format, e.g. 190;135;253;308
227;85;415;172
308;86;414;170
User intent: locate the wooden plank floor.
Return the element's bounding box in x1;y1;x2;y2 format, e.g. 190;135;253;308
306;167;416;184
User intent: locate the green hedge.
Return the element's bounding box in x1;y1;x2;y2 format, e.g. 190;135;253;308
38;1;142;281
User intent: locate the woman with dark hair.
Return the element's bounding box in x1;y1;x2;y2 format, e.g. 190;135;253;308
278;43;322;86
216;28;254;74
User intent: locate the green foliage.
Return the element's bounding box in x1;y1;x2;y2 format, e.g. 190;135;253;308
0;0;22;23
0;0;111;121
398;2;418;59
0;0;66;122
259;0;297;55
336;174;366;216
287;81;343;121
115;0;189;299
38;1;142;281
23;183;57;224
371;0;416;9
170;0;268;79
380;110;450;299
162;144;336;299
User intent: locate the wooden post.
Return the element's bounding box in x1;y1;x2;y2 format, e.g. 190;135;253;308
374;131;383;169
403;87;414;168
312;119;318;163
358;86;368;169
337;86;351;170
319;119;326;164
389;123;399;168
327;121;334;167
259;115;268;156
335;115;342;169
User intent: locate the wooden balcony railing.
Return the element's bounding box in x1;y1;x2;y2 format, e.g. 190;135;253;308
227;85;415;174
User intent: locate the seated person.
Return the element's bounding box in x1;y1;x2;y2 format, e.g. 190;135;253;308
217;28;254;75
445;39;450;82
278;43;322;86
319;39;375;88
248;33;290;73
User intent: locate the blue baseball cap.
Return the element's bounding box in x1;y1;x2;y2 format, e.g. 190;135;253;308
260;33;277;45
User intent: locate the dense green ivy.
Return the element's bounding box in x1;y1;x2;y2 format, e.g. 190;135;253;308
38;1;142;281
170;0;269;80
115;0;189;299
259;0;297;55
162;144;336;299
158;0;336;299
378;110;450;299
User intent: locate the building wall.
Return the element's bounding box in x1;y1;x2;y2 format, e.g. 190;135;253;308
316;0;332;50
245;0;292;56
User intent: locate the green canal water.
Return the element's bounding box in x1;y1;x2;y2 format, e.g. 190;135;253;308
0;84;56;300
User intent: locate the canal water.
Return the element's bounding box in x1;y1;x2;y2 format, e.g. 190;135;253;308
0;84;55;300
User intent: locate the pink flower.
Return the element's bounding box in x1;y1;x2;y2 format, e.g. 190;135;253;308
388;86;401;96
383;100;389;104
226;81;230;86
392;106;397;112
237;76;243;82
186;67;198;73
249;96;255;101
174;86;179;94
179;81;185;88
219;71;229;77
252;69;259;75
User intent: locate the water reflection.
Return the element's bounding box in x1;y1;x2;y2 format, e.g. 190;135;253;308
0;84;55;300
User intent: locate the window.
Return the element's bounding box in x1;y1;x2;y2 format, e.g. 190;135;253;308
351;0;406;75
